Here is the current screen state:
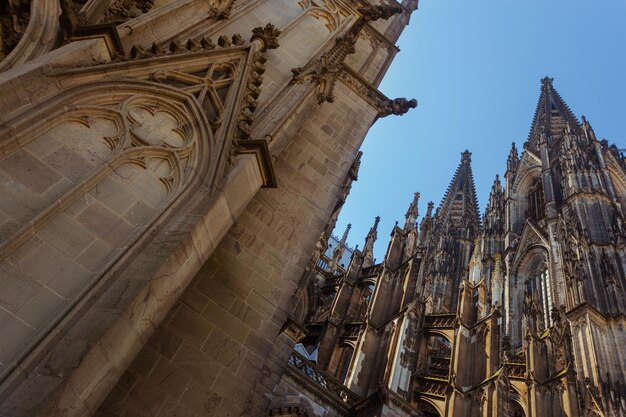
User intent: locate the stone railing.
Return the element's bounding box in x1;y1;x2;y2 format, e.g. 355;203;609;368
342;323;363;339
361;263;383;277
504;362;526;378
287;351;361;406
424;313;456;329
414;375;448;398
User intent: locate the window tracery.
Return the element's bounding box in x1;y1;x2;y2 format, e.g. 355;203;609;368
526;262;553;330
527;179;545;221
0;83;211;379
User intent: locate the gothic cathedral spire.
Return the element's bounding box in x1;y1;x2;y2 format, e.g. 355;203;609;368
526;76;580;151
362;216;380;267
436;150;480;232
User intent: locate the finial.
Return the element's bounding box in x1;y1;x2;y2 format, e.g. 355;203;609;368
374;216;381;229
404;191;420;228
541;76;554;88
461;150;472;163
250;23;281;51
349;151;363;180
340;223;352;243
426;201;434;217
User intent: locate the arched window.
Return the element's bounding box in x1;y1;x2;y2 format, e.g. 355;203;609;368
337;346;354;383
527;263;553;329
425;334;451;379
416;400;441;417
527;179;545;221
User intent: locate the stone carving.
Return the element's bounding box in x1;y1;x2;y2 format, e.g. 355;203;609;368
336;65;387;108
357;4;403;22
151;59;239;136
377;97;417;117
299;0;347;32
292;4;402;103
58;0;78;40
234;23;281;141
0;0;30;61
250;22;281;51
349;150;362;181
128;34;226;60
212;0;235;20
99;0;154;24
0;85;210;391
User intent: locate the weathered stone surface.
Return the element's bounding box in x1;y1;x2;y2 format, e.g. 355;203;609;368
0;1;417;416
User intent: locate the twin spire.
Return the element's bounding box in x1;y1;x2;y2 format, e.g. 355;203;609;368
404;192;420;230
362;216;380;267
526;76;580;151
336;78;576;265
437;150;481;229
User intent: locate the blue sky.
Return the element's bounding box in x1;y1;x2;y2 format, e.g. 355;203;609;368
335;0;626;259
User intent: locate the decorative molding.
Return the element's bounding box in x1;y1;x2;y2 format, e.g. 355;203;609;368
98;0;155;24
377;97;417;118
337;64;387;107
0;0;30;61
70;23;125;57
291;4;402;104
234;23;281;141
235;138;277;188
0;0;60;72
280;317;307;341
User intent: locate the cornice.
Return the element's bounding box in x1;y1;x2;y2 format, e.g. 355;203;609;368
566;302;626;325
235;138;277;188
337;63;388;108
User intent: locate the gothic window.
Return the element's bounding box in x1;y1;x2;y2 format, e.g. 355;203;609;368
316;257;329;271
416;401;440;417
511;401;525;417
424;335;451;379
0;83;212;379
527;263;553;329
364;283;375;304
331;345;354;383
527;179;545;221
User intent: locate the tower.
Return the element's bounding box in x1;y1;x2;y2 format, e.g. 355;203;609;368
422;150;480;312
0;1;418;416
284;79;626;417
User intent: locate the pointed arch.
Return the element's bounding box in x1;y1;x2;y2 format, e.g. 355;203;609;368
0;80;214;381
0;0;60;72
416;398;444;417
510;244;553;345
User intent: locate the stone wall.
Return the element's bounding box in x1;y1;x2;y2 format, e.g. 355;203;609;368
98;81;379;416
0;1;417;415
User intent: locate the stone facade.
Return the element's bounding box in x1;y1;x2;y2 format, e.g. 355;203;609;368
287;79;626;417
0;1;418;416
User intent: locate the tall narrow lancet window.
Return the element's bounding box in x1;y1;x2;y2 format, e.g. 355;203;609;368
527;179;546;221
527;262;553;329
338;346;354;383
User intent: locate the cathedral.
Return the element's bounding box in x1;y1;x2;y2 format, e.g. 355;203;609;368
0;1;624;417
0;1;419;416
285;78;626;417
